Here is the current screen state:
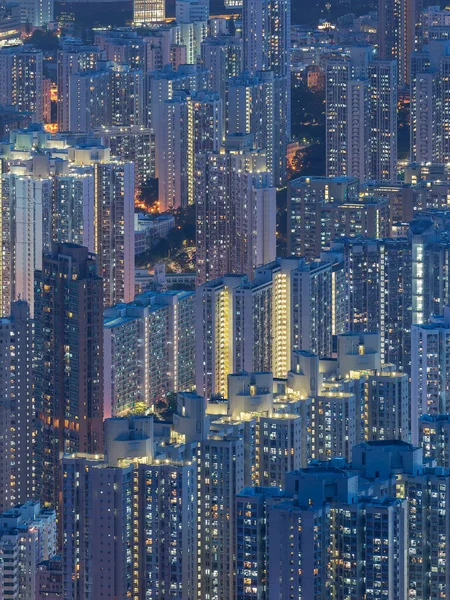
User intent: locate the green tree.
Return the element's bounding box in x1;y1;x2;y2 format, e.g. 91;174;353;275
24;30;59;51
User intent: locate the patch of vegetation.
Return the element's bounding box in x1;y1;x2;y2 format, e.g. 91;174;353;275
291;76;326;178
154;392;178;421
291;144;326;178
140;178;159;210
135;206;196;271
291;0;376;26
291;79;325;145
208;0;376;24
24;30;60;51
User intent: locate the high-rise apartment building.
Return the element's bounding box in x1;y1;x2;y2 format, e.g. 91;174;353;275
15;174;52;308
191;91;223;155
336;331;382;377
366;371;410;442
309;194;390;257
34;243;104;514
326;55;367;179
93;161;135;307
20;0;53;25
325;52;397;181
309;390;358;461
242;443;437;599
291;441;450;600
403;161;450;184
0;160;10;318
256;415;302;487
368;60;398;181
63;454;135;600
168;21;207;65
195;152;276;285
158;90;222;210
53;172;95;251
283;337;381;461
201;36;243;102
149;64;208;155
409;180;450;214
176;0;209;22
233;276;276;376
97;126;155;188
267;465;408;599
285;339;411;460
411;308;450;442
141;461;198;599
361;180;413;222
104;289;196;416
0;502;57;600
242;0;291;185
362;497;408;598
57;43;104;132
93;29;147;69
133;0;165;24
409;41;450;163
347;77;371;180
267;493;332;599
287;175;359;258
409;217;450;325
104;305;142;417
1;154;125;319
144;31;173;72
109;65;145;127
225;72;275;177
378;0;422;85
196;257;333;399
63;417;153;600
335;237;412;371
199;433;244;600
0;301;34;512
410;55;436;162
419;413;450;467
148;64;205;124
235;487;286;599
169;22;204;66
242;0;290;78
68;69;110;132
395;459;450;598
0;46;43;122
35;557;63;600
291;260;333;357
0;172;52;317
63;416;198;600
69;65;144;132
0;317;12;511
194;275;242;397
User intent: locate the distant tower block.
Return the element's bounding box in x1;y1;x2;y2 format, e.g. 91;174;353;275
134;0;165;24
